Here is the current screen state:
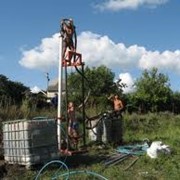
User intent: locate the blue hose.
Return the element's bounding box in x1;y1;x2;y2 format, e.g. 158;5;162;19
35;160;108;180
116;142;149;155
35;123;108;180
35;160;69;180
56;170;108;180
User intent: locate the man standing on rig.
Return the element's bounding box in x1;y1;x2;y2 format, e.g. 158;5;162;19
108;94;124;145
108;94;124;115
60;18;77;61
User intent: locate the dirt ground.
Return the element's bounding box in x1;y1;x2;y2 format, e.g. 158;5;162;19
0;159;29;179
0;160;7;179
0;140;9;179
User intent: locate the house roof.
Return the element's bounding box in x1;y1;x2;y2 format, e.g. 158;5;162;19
47;78;65;92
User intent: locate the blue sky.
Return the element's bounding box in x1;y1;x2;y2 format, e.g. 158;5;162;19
0;0;180;93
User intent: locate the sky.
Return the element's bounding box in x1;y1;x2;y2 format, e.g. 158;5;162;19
0;0;180;93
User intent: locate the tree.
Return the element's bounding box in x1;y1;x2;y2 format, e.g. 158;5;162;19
67;65;124;112
0;74;29;106
171;91;180;113
132;68;172;113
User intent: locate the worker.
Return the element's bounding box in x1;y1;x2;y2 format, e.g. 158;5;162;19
67;101;79;149
108;94;124;114
51;93;58;108
108;94;124;145
60;18;77;61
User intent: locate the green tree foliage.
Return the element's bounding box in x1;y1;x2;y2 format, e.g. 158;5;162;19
67;65;124;112
171;91;180;113
132;68;172;113
0;74;29;106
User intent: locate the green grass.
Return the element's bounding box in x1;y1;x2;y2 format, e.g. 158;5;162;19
1;112;180;179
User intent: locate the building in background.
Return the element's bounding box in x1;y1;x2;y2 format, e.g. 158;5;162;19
46;78;65;103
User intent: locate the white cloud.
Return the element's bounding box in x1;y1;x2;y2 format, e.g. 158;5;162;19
139;50;180;72
19;31;180;80
19;33;59;71
19;31;146;71
119;72;135;93
77;31;146;69
94;0;169;11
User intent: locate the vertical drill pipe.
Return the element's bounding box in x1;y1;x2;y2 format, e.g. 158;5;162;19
65;64;69;149
82;63;86;146
57;36;63;150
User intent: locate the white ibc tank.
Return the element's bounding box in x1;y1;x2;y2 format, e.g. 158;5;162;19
3;119;59;168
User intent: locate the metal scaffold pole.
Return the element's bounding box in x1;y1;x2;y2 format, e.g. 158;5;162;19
58;18;87;153
82;63;86;146
57;35;63;150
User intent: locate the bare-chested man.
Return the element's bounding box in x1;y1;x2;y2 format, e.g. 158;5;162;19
108;94;124;145
60;18;77;60
108;94;124;112
67;102;79;148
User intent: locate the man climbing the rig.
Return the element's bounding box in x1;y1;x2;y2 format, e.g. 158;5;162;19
60;18;77;62
67;101;79;149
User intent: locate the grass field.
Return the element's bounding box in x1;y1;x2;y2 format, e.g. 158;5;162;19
1;112;180;180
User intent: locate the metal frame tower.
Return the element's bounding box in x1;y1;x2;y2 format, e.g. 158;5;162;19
57;37;86;151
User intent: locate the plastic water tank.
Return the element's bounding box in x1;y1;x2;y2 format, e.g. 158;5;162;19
3;118;59;168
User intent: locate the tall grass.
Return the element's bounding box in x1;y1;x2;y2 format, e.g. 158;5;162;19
0;99;57;122
0;105;180;179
